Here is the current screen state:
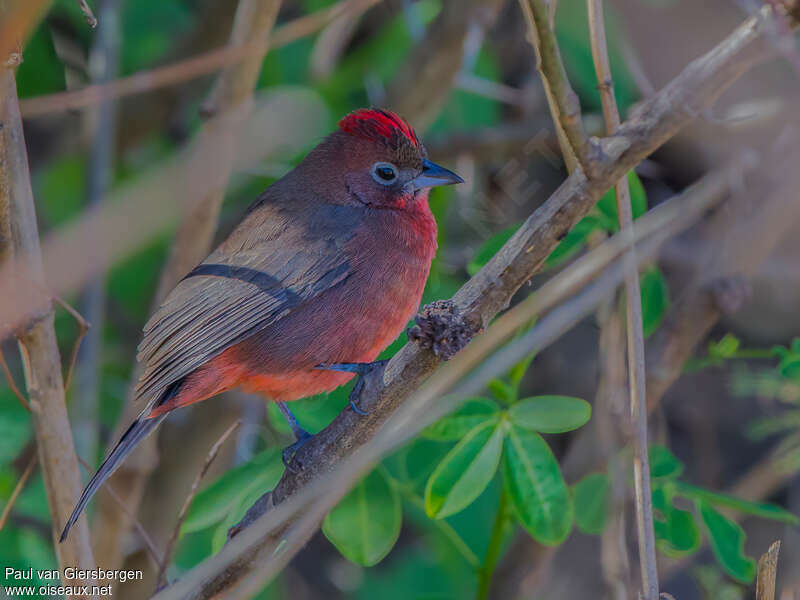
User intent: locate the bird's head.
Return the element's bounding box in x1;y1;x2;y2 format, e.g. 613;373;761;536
309;108;463;210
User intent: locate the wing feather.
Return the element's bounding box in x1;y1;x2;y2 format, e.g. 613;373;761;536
134;218;353;404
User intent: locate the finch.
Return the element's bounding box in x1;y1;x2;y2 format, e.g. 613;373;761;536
60;108;462;542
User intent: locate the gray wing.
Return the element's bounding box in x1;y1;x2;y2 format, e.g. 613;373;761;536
134;230;352;405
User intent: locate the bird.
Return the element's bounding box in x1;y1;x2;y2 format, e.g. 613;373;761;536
60;108;463;542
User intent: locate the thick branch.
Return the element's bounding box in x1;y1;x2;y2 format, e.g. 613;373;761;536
0;69;98;584
152;6;793;597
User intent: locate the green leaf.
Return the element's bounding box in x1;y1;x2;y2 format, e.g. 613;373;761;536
425;420;505;519
467;224;520;276
487;379;515;404
655;506;701;557
572;473;609;535
699;501;756;583
503;425;572;545
640;266;670;337
0;391;31;465
678;483;799;524
508;396;591;433
649;445;684;480
182;449;284;534
323;467;401;566
422;398;501;441
709;334;741;360
509;354;535;388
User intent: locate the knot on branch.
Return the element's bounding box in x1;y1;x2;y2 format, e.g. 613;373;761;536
407;300;479;361
708;276;752;315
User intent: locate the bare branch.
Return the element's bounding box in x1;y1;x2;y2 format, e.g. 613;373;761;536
756;540;781;600
155;421;240;591
0;68;98;583
518;0;593;173
77;0;98;28
587;1;657;597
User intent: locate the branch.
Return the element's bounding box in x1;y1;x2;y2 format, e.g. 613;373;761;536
0;68;98;582
518;0;593;173
91;0;283;572
756;540;781;600
587;1;657;597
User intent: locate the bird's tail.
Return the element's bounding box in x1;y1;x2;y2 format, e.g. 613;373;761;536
59;380;184;543
59;412;166;543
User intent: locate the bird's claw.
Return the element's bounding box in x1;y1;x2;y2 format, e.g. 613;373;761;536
281;431;312;473
316;360;388;416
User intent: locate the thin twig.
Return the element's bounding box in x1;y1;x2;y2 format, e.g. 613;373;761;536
155;420;241;591
53;295;90;392
19;0;380;118
518;0;592;174
756;540;781;600
588;2;658;598
0;66;97;579
0;348;30;411
78;0;98;28
0;454;37;531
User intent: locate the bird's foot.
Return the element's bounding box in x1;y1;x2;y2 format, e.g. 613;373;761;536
276;401;313;472
407;299;481;361
316;360;388;415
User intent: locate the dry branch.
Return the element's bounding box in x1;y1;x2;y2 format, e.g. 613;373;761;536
587;1;657;597
148;6;796;597
518;0;593;173
756;540;781;600
0;68;98;587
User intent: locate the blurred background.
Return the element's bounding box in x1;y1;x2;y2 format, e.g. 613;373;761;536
2;0;800;598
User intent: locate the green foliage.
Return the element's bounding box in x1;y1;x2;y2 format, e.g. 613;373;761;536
699;501;756;583
422;398;501;441
572;473;610;535
649;444;684;480
508;396;591;433
425;420;505;519
503;424;572;545
467;225;519;276
323;467;402;566
640;266;670;337
182;449;284;535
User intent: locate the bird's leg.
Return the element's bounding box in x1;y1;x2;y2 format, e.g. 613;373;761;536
277;401;312;471
316;360;388;416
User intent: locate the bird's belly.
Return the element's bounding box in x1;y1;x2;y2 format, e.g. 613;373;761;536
232;255;430;401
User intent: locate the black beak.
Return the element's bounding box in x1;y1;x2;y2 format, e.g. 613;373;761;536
411;158;464;190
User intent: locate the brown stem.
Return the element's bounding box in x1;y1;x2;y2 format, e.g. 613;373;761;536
154;421;240;591
0;67;98;588
0;454;37;531
518;0;593;174
587;1;658;597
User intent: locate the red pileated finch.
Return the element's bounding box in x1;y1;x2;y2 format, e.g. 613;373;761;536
60;108;462;541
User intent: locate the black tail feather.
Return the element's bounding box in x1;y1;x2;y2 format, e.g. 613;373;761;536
59;412;167;543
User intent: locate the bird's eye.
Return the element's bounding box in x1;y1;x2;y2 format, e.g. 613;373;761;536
371;162;398;185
